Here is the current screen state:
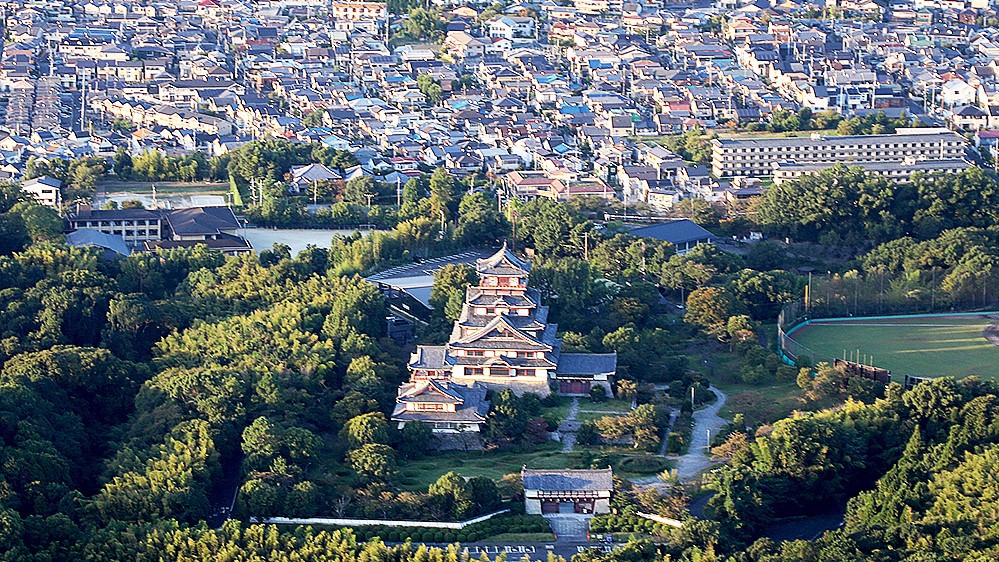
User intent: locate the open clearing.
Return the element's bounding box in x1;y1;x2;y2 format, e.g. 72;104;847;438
787;314;999;380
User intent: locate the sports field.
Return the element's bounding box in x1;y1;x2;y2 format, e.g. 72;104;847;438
787;314;999;380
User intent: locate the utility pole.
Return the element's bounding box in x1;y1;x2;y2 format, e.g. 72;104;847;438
80;73;87;131
396;177;402;206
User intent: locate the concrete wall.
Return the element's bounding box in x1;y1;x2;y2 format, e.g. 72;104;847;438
253;509;510;530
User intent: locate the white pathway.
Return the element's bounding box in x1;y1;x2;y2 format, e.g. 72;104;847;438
559;397;581;453
674;386;728;482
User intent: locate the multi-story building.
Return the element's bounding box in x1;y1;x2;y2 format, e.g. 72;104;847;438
391;379;490;435
574;0;623;15
65;206;164;246
773;158;969;185
711;129;968;178
21;176;62;208
66;206;252;254
405;244;617;397
328;0;387;21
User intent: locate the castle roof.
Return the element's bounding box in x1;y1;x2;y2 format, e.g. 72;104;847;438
476;241;531;276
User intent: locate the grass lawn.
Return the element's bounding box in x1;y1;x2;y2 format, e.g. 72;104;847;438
577;411;623;423
686;338;827;427
577;398;633;413
398;443;574;490
541;401;571;424
716;380;827;428
99;180;228;194
789;314;999;381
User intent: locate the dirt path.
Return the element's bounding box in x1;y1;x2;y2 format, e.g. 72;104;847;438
675;386;728;482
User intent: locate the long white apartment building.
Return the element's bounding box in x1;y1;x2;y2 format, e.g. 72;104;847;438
773;157;969;185
711;128;968;178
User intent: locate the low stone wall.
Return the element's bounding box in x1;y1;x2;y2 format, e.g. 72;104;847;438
635;512;684;528
251;509;510;530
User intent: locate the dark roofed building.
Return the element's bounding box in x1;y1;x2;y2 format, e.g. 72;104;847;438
144;233;251;255
391;379;490;441
555;353;617;395
66;205;250;254
163;206;240;239
65;205;164;246
523;468;613;516
629;220;716;254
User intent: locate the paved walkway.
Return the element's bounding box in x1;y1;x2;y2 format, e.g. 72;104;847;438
546;515;590;541
674;386;728;482
558;397;581;453
658;408;678;457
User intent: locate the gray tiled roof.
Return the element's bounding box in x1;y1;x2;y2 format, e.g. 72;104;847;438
629;220;716;246
398;379;464;403
408;345;453;370
392;381;489;423
452;314;552;349
476;242;531;276
522;468;613;492
165;206;240;236
556;353;617;376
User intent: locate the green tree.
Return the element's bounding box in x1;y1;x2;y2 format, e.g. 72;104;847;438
9;202;62;243
344;412;390;447
429;263;478;325
428;167;457;224
347;443;397;480
113;147;133;179
302;110;327;128
685;286;736;335
455;191;508;244
396;421;434;459
417;73;444;105
403;8;444;40
345;176;378;205
428;472;475;519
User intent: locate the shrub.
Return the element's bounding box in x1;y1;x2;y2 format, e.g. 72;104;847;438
590;385;608;402
618;456;669;474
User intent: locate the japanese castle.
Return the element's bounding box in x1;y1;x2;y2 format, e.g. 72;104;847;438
391;244;617;437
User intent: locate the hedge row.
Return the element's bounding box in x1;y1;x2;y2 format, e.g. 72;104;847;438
589;514;667;535
331;514;551;544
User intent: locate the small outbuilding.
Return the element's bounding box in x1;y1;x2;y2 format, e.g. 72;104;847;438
522;468;613;516
629;219;716;254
